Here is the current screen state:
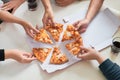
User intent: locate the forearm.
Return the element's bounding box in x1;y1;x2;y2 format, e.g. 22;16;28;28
85;0;104;22
0;10;25;25
41;0;52;11
99;59;120;80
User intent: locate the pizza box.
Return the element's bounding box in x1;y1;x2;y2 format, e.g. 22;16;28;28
26;8;120;73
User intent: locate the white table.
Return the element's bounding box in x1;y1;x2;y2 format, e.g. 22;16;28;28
0;0;120;80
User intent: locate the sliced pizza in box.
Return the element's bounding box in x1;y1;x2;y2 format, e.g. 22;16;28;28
34;28;53;44
62;24;80;42
45;23;63;42
65;37;83;55
33;48;52;63
50;47;68;64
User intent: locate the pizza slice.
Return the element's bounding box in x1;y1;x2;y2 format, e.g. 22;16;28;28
65;37;83;55
34;28;53;44
45;23;63;42
62;24;80;42
33;48;52;62
50;47;68;64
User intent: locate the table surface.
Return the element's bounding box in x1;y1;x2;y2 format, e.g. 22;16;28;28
0;0;120;80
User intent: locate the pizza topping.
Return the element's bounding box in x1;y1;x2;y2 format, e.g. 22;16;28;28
65;37;83;55
34;29;53;44
33;48;52;62
50;47;68;64
66;31;72;37
62;25;80;42
45;23;63;42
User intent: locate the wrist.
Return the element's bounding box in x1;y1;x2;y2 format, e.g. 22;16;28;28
19;20;29;28
84;18;91;24
5;50;12;59
45;8;52;13
95;53;106;64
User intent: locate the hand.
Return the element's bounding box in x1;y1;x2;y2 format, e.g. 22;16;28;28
5;49;36;63
1;0;25;13
77;46;100;60
77;46;106;64
73;19;89;33
22;21;39;38
42;9;55;27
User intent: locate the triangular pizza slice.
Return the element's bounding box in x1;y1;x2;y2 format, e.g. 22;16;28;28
62;24;80;42
45;23;63;42
34;28;53;44
33;48;52;62
65;37;83;55
50;47;68;64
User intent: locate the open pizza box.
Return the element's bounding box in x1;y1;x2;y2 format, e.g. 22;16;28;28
26;8;120;73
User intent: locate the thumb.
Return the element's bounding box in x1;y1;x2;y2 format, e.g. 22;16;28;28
77;53;86;59
12;8;16;14
80;46;89;51
77;52;88;59
24;56;37;63
75;21;82;30
32;27;39;33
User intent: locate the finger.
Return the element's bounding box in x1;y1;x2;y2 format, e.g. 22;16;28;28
75;22;82;30
12;7;17;14
23;52;32;57
32;27;39;33
77;53;85;59
1;5;12;11
23;57;37;63
80;46;89;52
79;28;87;34
35;24;40;30
76;22;82;29
49;18;55;27
42;18;47;27
26;29;34;38
2;2;13;10
73;21;79;27
2;2;10;7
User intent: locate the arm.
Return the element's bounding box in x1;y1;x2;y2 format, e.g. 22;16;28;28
0;49;36;63
41;0;55;27
77;46;120;80
0;10;39;38
5;49;36;63
73;0;104;33
85;0;104;22
99;59;120;80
